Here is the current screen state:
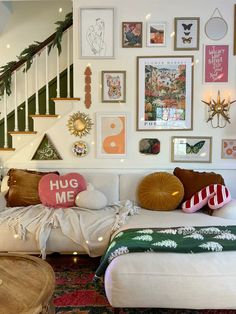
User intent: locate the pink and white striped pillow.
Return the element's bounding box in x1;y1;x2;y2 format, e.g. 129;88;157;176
182;184;231;213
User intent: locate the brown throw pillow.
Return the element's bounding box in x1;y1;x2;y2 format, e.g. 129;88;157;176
6;169;59;207
173;167;225;203
137;172;184;211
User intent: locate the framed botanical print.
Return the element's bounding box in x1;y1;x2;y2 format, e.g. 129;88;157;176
146;22;166;47
204;45;228;82
137;56;193;131
96;112;127;158
79;8;114;58
222;139;236;159
174;17;200;50
171;136;212;163
122;22;142;47
101;71;126;103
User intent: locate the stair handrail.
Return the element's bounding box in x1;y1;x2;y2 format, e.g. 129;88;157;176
0;12;72;96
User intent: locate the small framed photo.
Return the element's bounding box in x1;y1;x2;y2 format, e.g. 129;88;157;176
122;22;142;48
79;8;114;58
101;71;126;103
222;139;236;159
96;112;127;158
146;22;166;47
174;17;200;50
171;136;212;163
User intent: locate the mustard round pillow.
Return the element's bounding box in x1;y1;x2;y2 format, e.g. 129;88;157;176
137;172;184;211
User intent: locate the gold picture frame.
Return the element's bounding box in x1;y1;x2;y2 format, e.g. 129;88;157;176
174;17;200;50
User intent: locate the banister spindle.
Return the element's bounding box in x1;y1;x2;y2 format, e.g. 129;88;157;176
35;54;39;115
67;28;70;98
45;46;49;115
14;70;19;131
56;48;60;98
24;63;29;131
3;89;8;148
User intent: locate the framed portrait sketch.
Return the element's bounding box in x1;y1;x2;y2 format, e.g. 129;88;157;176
96;112;127;158
174;17;200;50
101;71;126;103
146;22;166;47
122;22;142;48
222;139;236;159
137;56;193;131
79;8;114;58
204;45;228;83
171;136;212;163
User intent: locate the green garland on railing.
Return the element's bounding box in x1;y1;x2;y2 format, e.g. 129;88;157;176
48;12;73;54
0;11;72;98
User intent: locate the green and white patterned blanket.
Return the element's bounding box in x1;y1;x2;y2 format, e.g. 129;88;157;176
95;225;236;278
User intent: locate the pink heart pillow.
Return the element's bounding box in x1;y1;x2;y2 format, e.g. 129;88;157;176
182;184;231;213
38;173;86;208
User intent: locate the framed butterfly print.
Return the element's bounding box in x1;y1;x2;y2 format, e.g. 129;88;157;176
171;136;212;163
174;17;200;50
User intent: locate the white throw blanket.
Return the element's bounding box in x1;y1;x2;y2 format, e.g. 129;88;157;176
0;200;139;258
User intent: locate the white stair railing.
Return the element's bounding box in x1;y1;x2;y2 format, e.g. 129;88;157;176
0;25;73;148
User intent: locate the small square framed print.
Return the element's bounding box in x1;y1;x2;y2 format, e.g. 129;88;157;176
101;71;126;103
122;22;142;47
146;22;166;47
222;139;236;159
171;136;212;163
174;17;200;50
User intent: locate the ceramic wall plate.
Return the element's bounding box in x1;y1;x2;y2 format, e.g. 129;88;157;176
72;141;88;157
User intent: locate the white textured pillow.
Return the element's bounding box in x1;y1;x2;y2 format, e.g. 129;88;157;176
1;176;9;194
75;183;108;210
212;199;236;220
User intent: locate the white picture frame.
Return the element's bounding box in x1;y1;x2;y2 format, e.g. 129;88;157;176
79;8;114;58
96;112;127;158
171;136;212;163
146;22;166;47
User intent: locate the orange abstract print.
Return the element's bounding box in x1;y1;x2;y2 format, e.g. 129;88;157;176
101;117;125;154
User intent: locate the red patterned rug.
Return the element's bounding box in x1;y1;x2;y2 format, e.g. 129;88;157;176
47;254;235;314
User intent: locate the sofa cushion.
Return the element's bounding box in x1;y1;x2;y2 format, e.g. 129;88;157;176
137;172;184;211
75;183;108;209
173;167;225;203
38;173;87;208
6;169;59;207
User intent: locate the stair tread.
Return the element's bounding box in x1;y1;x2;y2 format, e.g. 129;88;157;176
51;97;80;101
8;131;37;134
0;148;15;151
30;114;59;118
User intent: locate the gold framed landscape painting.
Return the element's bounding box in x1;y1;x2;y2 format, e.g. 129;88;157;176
171;136;212;163
137;56;193;131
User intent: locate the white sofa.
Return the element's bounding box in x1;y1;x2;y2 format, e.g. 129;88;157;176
1;171;236;310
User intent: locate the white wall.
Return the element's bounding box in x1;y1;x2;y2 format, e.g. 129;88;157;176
72;0;236;171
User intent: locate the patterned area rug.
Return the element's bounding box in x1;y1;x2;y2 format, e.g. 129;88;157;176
47;254;236;314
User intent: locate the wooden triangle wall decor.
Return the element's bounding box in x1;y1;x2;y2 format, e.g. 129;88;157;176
31;134;62;160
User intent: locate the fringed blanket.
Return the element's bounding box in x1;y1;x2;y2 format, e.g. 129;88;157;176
0;200;139;258
95;225;236;278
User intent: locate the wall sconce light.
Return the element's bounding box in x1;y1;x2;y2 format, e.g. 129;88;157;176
201;90;236;128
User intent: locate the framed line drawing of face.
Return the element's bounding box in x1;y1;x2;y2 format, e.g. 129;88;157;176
79;8;114;58
174;17;200;50
101;71;126;103
146;22;166;47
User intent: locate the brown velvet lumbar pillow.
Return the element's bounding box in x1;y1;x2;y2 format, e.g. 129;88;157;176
6;168;59;207
137;172;184;211
173;167;225;203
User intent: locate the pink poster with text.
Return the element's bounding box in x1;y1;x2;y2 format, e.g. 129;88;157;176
205;45;228;82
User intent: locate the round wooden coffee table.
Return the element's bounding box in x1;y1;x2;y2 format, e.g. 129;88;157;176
0;253;55;314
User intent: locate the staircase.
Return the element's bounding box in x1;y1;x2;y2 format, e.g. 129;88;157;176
0;15;79;162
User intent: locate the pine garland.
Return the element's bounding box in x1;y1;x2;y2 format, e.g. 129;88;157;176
0;12;72;98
